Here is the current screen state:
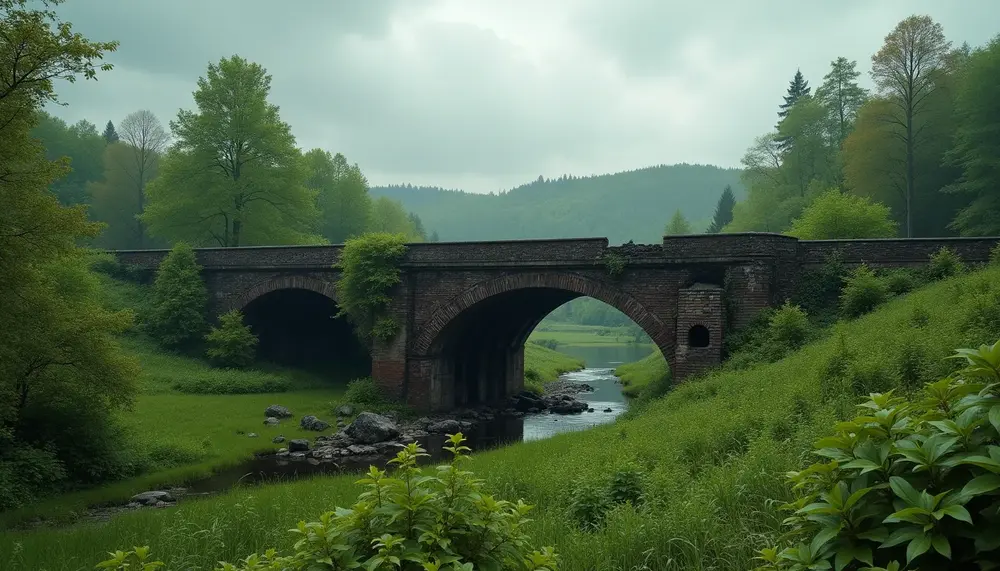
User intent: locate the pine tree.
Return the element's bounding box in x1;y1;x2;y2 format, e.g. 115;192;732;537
664;209;693;235
777;69;811;119
146;242;208;349
707;186;737;233
102;120;118;144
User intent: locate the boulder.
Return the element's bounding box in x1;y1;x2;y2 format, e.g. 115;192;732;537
131;491;174;505
347;444;378;456
300;415;330;431
263;417;280;426
247;432;258;438
427;419;462;434
345;412;400;444
603;408;613;413
335;404;355;417
272;435;286;444
265;405;293;418
288;439;310;452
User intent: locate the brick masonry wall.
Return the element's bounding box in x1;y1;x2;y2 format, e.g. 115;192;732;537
797;237;1000;267
674;285;724;381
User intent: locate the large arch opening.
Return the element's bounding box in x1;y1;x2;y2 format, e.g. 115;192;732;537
414;273;672;410
241;288;371;379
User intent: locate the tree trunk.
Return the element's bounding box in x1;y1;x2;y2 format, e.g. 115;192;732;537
905;107;914;238
232;218;242;247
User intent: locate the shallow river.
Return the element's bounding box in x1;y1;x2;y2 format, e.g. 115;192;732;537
183;343;653;494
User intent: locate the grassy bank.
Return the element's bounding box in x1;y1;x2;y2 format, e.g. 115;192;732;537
523;343;586;392
8;265;997;569
614;348;669;398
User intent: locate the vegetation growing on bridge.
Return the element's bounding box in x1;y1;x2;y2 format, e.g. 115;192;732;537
336;232;409;343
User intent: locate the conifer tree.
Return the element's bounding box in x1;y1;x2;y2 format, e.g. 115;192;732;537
146;242;208;349
707;186;737;233
102;120;118;143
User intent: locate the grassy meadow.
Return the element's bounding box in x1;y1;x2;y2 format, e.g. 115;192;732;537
613;348;669;398
0;277;584;530
6;263;998;570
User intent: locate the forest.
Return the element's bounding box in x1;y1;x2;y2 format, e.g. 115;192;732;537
3;1;1000;570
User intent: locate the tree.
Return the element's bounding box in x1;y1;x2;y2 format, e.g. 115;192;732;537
118;109;168;248
304;149;371;243
87;142;143;249
786;189;898;239
408;212;428;241
369;196;424;241
141;55;321;247
30;112;105;205
1;0;137;507
205;310;258;368
815;57;868;148
870;14;951;237
777;69;812;120
945;34;1000;236
664;209;693;235
776;96;838;197
429;230;440;242
102;120;118;144
146;242;208;349
706;185;736;233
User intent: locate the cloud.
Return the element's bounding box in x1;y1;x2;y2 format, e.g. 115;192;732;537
48;0;1000;192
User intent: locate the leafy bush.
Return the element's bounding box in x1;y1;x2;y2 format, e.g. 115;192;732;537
336;232;408;343
216;436;557;570
205;310;259;368
787;189;898;240
840;264;889;318
791;250;848;321
145;242;208;349
926;246;966;281
601;250;627;277
769;302;812;352
754;339;1000;571
566;464;647;531
170;370;291;395
343;377;390;406
89;252;152;284
882;268;920;296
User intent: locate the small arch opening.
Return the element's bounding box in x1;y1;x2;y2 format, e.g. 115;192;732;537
687;324;711;348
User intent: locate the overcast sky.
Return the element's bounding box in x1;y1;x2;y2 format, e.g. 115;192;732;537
49;0;999;194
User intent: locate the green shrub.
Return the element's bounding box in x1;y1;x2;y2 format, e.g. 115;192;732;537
754;339;1000;571
608;464;645;506
145;242;208;349
926;246;966;280
895;335;928;391
840;264;889;318
171;370;291;394
567;478;612;531
335;232;408;343
205;310;259;368
791;250;848;321
769;302;812;352
343;376;389;406
882;268;919;296
601;250;627;277
98;435;559;571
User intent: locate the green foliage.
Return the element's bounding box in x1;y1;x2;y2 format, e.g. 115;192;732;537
664;209;693;235
840;264;889;318
945;35;1000;236
881;269;919;296
304;149;373;244
141;56;322;247
208;435;559;571
926;247;966;281
990;244;1000;266
532;338;560;350
600;250;627;277
787;189;897;239
707;185;737;233
567;464;646;532
145;242;208;349
769;302;812;352
336;232;408;343
96;546;164;570
169;372;290;395
344;377;390;407
755;340;1000;571
522;344;585;393
205;310;259;369
791;251;848;322
368;196;427;242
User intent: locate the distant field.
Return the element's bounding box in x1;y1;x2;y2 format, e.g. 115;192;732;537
529;322;653;348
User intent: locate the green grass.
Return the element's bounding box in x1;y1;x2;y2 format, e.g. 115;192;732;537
7;266;998;570
529;323;652;348
614;348;669;398
523;343;585;392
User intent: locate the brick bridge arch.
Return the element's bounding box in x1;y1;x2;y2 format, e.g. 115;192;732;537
412;271;671;356
228;275;339;313
407;271;674;410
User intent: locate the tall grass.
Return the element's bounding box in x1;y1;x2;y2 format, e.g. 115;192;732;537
8;266;998;570
614;348;669;398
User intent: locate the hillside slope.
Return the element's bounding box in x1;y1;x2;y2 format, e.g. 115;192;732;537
371;163;744;243
8;264;998;570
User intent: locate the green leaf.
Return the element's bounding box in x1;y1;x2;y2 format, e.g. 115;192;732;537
937;504;973;524
906;533;931;563
931;534;951;559
881;527;921;549
990;405;1000;434
961;474;1000;498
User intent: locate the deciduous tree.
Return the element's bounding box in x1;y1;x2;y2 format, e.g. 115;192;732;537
664;209;692;235
118;109;168;247
369;196;424;241
870;14;951;237
304;149;371;243
142;55;321;247
30;112;105;205
87;142;142;248
787;189;897;239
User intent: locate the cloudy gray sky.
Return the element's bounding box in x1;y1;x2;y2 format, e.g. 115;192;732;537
49;0;999;194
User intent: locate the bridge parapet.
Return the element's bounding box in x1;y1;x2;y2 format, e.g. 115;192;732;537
798;237;999;267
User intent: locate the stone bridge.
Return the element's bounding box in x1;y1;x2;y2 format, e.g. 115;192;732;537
113;234;999;411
